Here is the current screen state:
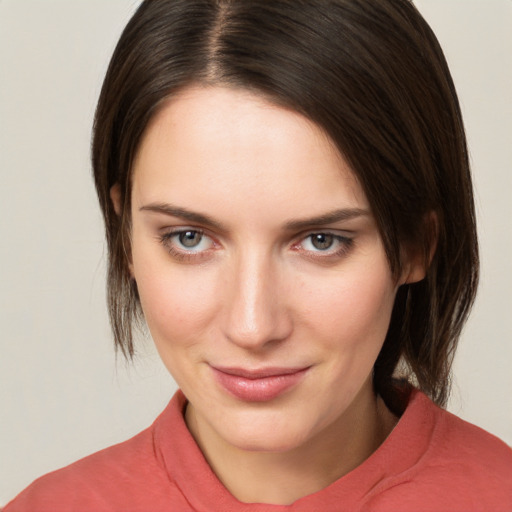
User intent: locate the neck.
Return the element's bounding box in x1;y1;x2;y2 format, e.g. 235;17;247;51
185;382;397;505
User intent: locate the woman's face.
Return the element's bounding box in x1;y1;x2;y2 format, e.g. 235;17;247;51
129;86;405;453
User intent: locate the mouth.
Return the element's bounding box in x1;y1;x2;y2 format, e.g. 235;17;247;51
210;365;310;402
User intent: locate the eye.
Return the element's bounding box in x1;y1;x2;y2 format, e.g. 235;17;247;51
177;230;205;249
307;233;336;251
160;228;215;258
295;232;353;258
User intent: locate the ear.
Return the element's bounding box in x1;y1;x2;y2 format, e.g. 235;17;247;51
109;183;134;277
110;183;122;216
401;250;428;285
401;212;438;285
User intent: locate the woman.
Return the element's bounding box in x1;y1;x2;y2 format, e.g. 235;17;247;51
4;0;512;510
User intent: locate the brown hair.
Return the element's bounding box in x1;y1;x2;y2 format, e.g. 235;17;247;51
92;0;478;408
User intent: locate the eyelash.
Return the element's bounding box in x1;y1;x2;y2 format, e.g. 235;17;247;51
159;228;215;262
292;232;354;261
158;229;354;262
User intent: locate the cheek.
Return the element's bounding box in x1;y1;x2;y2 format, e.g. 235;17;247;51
298;261;397;410
131;237;219;349
298;260;397;354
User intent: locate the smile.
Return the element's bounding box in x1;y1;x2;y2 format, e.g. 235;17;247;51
210;365;310;402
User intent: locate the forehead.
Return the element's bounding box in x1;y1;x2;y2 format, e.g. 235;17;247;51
131;85;369;219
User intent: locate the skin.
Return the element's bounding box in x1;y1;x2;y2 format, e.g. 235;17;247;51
115;85;424;505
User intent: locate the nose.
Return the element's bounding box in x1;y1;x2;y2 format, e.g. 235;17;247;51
222;250;293;350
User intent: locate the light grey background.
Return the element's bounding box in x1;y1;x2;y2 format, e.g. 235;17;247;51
1;0;511;505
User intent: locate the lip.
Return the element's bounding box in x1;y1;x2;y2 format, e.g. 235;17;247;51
210;365;310;402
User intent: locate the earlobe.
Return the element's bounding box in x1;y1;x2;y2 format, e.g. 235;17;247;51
402;258;427;285
402;211;438;285
110;183;122;216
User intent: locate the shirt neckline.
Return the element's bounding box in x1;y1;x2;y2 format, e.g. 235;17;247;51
153;388;438;511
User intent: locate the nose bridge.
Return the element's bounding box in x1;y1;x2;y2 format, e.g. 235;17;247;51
223;246;289;349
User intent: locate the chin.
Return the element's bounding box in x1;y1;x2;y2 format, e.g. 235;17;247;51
217;411;312;453
230;433;307;453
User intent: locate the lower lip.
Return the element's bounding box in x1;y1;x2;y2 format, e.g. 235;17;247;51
211;367;309;402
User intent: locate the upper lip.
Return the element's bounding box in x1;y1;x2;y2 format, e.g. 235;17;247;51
211;365;310;379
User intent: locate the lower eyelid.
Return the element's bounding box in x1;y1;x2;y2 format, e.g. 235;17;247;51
297;235;354;258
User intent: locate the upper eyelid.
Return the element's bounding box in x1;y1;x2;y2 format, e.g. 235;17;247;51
160;225;205;234
295;225;355;236
160;226;211;240
159;223;229;240
293;229;352;243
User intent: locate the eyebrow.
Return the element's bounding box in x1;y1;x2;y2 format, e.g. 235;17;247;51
140;202;369;231
140;203;228;231
284;208;370;231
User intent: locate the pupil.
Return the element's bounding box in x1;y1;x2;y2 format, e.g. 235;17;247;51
312;233;333;250
179;231;201;248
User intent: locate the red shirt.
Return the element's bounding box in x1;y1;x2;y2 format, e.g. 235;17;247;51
4;389;512;511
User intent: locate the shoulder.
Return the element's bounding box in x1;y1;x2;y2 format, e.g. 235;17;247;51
424;395;512;478
3;394;190;512
3;428;161;512
370;390;512;511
